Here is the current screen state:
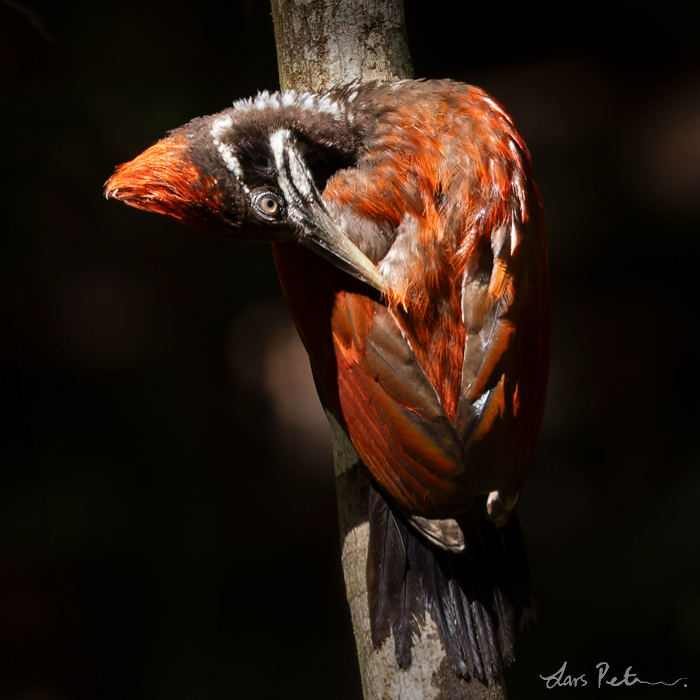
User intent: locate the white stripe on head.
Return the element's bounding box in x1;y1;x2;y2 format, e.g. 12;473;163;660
211;114;232;140
269;128;291;176
233;89;343;117
269;129;297;222
210;114;248;191
269;129;313;201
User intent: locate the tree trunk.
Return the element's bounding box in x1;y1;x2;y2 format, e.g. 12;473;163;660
270;0;413;91
268;2;507;698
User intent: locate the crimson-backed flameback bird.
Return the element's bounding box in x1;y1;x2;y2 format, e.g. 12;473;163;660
105;79;549;683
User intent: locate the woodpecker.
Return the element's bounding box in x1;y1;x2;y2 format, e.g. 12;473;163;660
105;80;549;682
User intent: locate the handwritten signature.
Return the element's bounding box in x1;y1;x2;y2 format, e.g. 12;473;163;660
540;661;688;689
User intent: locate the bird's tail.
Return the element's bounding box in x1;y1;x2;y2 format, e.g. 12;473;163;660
367;484;536;682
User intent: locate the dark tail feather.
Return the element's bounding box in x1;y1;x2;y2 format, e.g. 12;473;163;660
367;483;423;668
367;485;535;683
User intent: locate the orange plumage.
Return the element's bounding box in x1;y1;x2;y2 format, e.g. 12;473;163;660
105;79;548;681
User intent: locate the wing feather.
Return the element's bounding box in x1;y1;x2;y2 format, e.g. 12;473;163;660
272;242;475;517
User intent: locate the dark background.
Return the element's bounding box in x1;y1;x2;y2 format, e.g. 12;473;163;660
2;1;699;698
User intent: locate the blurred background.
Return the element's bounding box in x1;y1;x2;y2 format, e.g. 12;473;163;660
1;1;699;698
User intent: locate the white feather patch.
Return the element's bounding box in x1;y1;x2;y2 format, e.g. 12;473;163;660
218;143;244;179
269;129;291;176
269;129;303;226
233;89;343;116
211;114;233;140
210;114;247;188
269;128;313;202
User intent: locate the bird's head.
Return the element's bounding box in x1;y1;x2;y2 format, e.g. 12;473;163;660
105;88;385;291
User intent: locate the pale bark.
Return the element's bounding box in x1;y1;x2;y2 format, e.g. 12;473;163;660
270;0;413;91
269;2;507;698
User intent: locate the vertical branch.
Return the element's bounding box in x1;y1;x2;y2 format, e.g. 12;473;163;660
269;2;507;698
270;0;413;91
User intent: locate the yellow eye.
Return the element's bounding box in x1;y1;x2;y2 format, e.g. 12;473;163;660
251;188;284;221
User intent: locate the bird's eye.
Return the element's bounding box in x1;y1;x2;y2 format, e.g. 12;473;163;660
251;188;284;221
260;196;279;214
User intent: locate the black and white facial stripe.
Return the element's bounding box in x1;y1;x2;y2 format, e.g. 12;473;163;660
205;91;385;292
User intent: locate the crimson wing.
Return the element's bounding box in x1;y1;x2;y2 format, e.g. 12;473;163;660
271;191;548;522
272;228;543;680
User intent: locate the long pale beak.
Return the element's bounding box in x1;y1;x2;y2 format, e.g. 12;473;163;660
272;129;387;294
301;206;387;293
